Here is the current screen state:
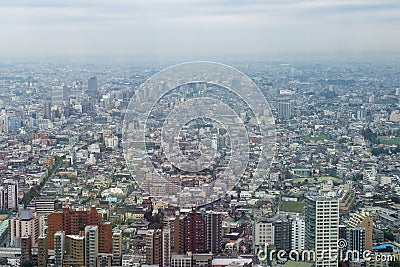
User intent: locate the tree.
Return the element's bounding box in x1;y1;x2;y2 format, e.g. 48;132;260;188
22;260;33;267
389;261;400;267
362;127;377;144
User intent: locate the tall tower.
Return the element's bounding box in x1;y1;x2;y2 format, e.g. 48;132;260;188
51;86;68;107
43;101;52;120
7;180;18;210
64;235;85;266
305;195;339;267
163;227;171;267
205;212;222;254
112;230;123;266
291;216;305;252
9;209;36;248
37;234;48;267
273;217;292;252
346;227;365;262
54;231;65;267
278;102;291;121
146;229;163;265
145;228;171;267
345;212;373;251
21;235;32;263
85;225;99;267
184;209;206;253
87;77;99;99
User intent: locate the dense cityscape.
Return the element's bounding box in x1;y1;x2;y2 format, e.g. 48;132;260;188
0;60;399;267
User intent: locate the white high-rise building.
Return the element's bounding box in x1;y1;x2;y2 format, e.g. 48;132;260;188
305;195;339;267
85;225;99;267
291;216;305;251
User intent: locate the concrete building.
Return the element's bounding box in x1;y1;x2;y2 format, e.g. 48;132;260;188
9;209;37;248
0;180;18;211
54;231;65;267
63;235;85;266
145;226;172;267
184;210;206;253
205;212;222;254
254;220;274;247
37;234;48;267
278;102;291;120
85;225;99;267
346;212;373;251
171;254;192;267
274;217;292;252
112;230;123;266
346;227;366;262
305;195;339;267
291;216;305;252
51;85;69;107
87;77;99;99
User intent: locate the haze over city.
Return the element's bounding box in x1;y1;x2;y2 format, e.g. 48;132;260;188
1;1;400;267
1;0;400;61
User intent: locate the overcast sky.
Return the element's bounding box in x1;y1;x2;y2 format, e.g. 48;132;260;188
1;0;400;60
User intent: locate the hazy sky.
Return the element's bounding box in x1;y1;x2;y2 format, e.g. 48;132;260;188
1;0;400;60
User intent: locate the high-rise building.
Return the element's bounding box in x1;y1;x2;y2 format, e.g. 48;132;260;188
112;230;123;266
47;206;111;253
278;102;291;120
99;222;113;255
346;227;366;262
254;220;274;248
183;209;206;253
21;235;32;263
7;116;21;133
1;179;18;211
170;214;184;254
170;210;208;255
346;212;373;251
205;212;222;254
32;196;55;217
43;101;52;120
305;195;339;267
291;216;305;252
54;231;65;267
9;209;37;248
146;229;163;266
274;218;292;252
85;225;99;267
51;86;69;107
63;235;85;266
87;77;99;99
162;227;171;267
37;234;48;267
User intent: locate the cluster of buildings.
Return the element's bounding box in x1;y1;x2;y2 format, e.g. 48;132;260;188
0;61;399;267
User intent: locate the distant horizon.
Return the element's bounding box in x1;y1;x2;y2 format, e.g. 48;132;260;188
1;1;400;61
2;51;400;65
